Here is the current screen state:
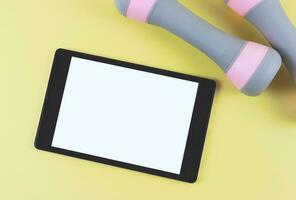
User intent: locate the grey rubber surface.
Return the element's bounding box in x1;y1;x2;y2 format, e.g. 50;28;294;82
241;48;282;96
149;0;246;72
115;0;130;16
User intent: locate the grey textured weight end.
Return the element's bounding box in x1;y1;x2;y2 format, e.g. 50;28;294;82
116;0;282;96
242;48;282;96
226;0;296;83
115;0;130;16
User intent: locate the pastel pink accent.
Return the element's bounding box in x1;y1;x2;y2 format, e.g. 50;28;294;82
227;0;263;16
127;0;157;22
227;42;269;89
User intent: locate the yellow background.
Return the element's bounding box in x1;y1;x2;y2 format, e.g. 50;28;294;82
1;0;296;199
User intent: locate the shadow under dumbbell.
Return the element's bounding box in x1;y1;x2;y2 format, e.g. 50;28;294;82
267;67;296;118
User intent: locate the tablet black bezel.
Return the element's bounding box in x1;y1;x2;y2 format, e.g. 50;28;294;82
35;48;216;183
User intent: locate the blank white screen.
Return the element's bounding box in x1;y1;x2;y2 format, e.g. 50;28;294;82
52;57;199;174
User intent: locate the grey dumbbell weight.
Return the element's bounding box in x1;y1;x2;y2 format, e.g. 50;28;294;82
225;0;296;83
115;0;282;96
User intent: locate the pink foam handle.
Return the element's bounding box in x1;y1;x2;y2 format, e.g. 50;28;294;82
227;42;269;90
127;0;158;22
227;0;263;16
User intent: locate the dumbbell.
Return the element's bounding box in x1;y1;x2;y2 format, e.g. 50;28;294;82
115;0;282;96
225;0;296;83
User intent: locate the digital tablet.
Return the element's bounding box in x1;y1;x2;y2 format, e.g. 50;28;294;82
35;49;216;183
